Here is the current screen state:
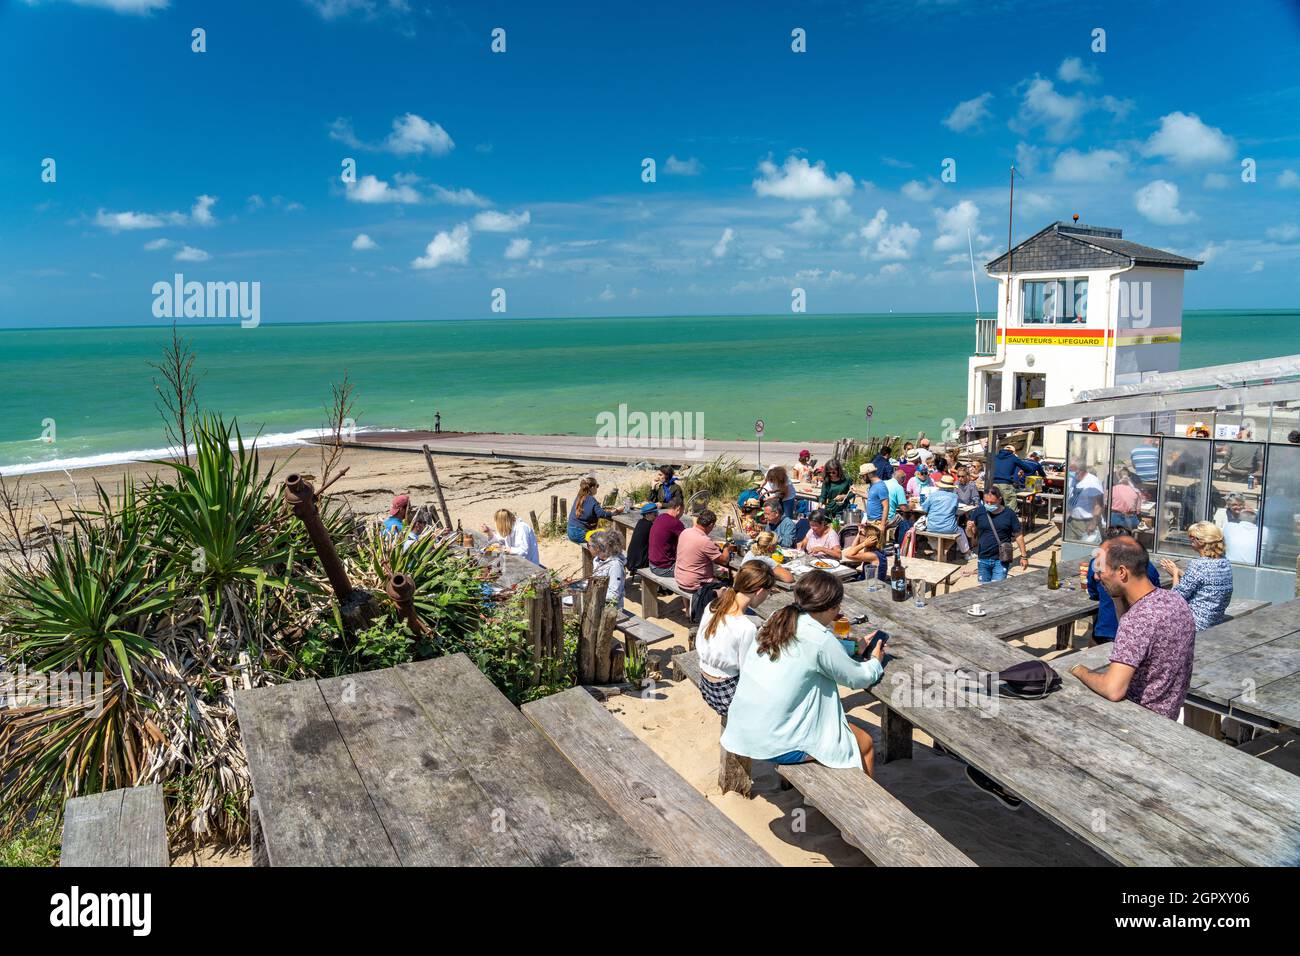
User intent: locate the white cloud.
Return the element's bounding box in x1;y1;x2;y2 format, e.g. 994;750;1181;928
143;238;172;251
753;156;854;200
664;155;703;175
825;198;852;222
174;245;210;262
1279;169;1300;189
190;194;217;226
711;227;735;258
1203;172;1231;190
330;113;453;156
1142;112;1235;166
430;185;491;207
1248;260;1264;273
346;174;421;204
762;245;785;260
1266;223;1299;241
932;200;980;252
94;209;167;230
1014;77;1087;142
352;233;377;250
412;223;470;269
26;0;169;12
859;208;889;242
790;207;827;235
597;285;615;301
859;208;919;260
504;237;532;259
901;179;939;202
1015;142;1051;177
247;194;266;210
1052;148;1128;182
471;209;530;232
942;92;993;133
1057;56;1099;84
1134;179;1197;225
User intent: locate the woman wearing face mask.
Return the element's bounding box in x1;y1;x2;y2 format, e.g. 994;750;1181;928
963;485;1029;582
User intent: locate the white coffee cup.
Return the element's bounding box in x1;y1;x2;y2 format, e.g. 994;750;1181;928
970;603;983;615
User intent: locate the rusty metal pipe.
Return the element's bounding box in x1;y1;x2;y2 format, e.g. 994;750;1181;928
385;573;428;637
284;473;354;603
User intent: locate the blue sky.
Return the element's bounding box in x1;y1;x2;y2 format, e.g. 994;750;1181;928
2;0;1299;327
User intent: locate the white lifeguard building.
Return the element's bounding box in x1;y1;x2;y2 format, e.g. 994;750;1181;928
967;219;1201;457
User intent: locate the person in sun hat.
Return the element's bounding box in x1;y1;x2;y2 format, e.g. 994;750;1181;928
792;449;816;483
383;493;410;536
625;501;660;573
898;447;921;484
922;472;970;559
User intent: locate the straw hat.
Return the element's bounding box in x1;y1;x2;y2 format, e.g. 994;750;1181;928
938;474;956;489
859;462;877;476
905;449;921;461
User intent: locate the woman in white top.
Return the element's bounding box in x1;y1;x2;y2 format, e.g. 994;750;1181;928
586;530;626;610
695;562;776;716
742;531;795;583
481;508;541;565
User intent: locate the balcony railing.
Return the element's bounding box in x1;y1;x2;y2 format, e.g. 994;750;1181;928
975;317;998;356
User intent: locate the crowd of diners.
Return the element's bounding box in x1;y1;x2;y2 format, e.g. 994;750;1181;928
376;439;1235;784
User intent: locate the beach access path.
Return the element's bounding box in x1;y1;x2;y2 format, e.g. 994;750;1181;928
345;431;840;470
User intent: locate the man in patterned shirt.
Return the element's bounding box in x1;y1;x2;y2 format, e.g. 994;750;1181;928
1069;536;1196;719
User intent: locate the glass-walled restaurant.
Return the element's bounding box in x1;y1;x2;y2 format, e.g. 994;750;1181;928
1062;401;1300;597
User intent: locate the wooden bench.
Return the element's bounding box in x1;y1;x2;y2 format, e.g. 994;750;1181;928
615;608;673;645
919;530;961;563
61;784;169;867
523;687;776;866
674;650;753;797
776;763;975;867
636;566;696;621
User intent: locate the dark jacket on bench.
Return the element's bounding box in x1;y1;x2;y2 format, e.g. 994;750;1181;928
626;514;655;573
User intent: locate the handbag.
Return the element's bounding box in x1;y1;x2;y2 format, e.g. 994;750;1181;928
956;660;1061;700
983;508;1016;563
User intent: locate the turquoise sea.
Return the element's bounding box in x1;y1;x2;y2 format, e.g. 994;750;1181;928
1;310;1296;474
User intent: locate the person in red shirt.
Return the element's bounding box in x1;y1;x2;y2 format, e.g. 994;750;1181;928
648;498;686;574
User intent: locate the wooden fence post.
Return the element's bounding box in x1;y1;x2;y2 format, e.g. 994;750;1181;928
577;575;609;684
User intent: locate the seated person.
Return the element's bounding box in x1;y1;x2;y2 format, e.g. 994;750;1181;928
694;563;778;717
586;530;627;610
906;465;936;505
791;449;817;484
841;524;890;583
955;467;982;507
480;508;540;565
742;530;796;583
1069;537;1196;719
721;571;887;777
761;465;797;519
921;474;970;559
760;497;800;548
650;464;681;505
1108;472;1142;530
647;497;686;575
818;459;854;519
624;502;659;573
383;493;411;536
1159;522;1234;631
737;497;763;537
798;510;842;559
674;508;733;592
1085;535;1160;643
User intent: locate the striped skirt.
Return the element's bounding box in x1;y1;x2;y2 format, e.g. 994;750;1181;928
698;674;739;717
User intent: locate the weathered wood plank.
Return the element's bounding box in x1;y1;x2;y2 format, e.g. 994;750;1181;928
523;688;775;867
317;668;534;866
233;680;400;866
777;762;975;867
61;785;170;867
396;654;663;866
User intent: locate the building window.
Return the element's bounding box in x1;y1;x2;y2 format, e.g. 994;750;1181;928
1022;277;1088;325
1260;444;1299;571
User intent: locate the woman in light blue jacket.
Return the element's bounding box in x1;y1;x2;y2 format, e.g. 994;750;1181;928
721;570;887;777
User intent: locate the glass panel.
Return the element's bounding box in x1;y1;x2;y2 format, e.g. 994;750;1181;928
1210;440;1265;565
1021;278;1087;325
1261;444;1300;571
1064;431;1112;544
1156;438;1210;557
1268;400;1300;446
1173;412;1214;440
1112;434;1160;552
1022;281;1048;324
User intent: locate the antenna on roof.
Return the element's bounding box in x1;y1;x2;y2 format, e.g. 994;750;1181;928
967;228;981;319
1004;164;1016;313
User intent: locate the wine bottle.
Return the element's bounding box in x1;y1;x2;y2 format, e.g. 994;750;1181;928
1047;549;1060;590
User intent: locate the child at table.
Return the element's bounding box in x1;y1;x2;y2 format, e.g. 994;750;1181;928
842;525;889;583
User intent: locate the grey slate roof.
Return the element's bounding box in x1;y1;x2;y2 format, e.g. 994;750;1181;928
985;221;1202;273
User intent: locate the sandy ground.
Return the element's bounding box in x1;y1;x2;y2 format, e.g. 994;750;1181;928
8;443;1295;867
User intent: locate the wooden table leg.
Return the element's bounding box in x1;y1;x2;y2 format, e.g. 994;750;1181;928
1183;705;1223;740
1055;621;1073;650
718;715;753;797
881;706;913;763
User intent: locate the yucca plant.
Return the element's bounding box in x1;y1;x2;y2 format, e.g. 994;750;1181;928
0;486;172;831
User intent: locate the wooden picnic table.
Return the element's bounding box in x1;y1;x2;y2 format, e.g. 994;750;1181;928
1063;598;1300;732
750;588;1300;866
464;530;547;589
892;555;965;597
922;567;1098;649
234;653;664;866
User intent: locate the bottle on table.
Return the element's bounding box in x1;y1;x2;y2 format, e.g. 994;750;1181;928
890;558;908;603
458;519;473;549
724;516;734;546
1047;549;1060;589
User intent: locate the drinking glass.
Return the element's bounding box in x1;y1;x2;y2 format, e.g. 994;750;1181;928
833;615;851;639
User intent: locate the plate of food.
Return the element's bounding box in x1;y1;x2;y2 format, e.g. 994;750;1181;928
808;558;841;570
